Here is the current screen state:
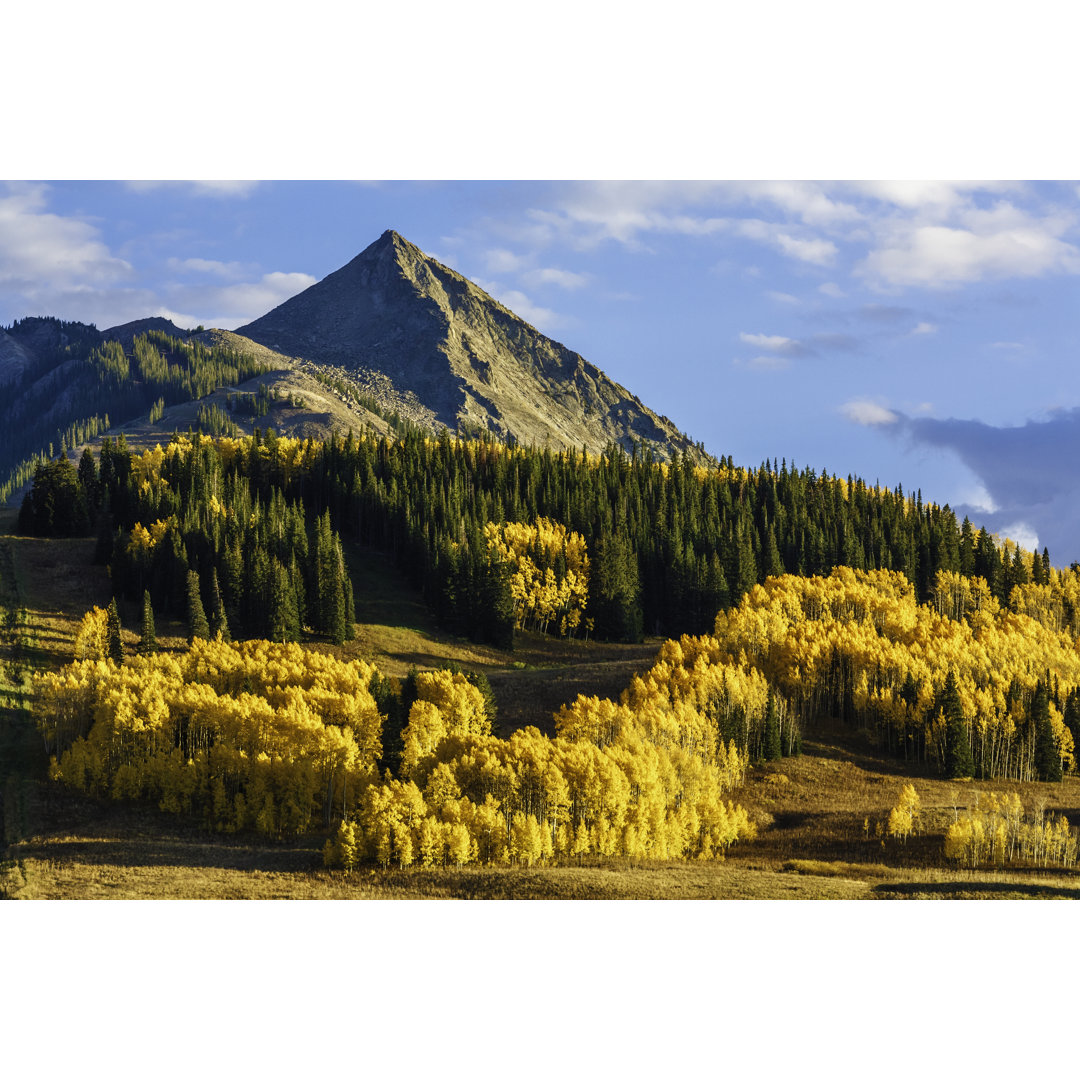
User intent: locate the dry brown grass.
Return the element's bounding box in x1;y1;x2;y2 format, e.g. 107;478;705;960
8;735;1080;899
3;808;871;900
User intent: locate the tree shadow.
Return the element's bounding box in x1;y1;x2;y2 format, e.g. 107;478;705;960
873;879;1080;899
14;832;321;874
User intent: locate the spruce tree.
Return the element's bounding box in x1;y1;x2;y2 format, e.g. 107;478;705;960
959;517;976;576
325;539;347;646
77;447;99;521
941;671;974;779
763;689;781;761
138;590;157;656
106;597;124;663
341;570;355;641
1064;689;1080;757
590;531;643;643
186;570;210;643
207;568;231;642
1032;679;1062;782
268;559;300;643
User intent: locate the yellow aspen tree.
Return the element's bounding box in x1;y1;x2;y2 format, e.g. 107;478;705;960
73;607;110;662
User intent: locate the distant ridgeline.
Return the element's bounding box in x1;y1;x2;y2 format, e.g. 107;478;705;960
15;427;1067;654
0;322;276;502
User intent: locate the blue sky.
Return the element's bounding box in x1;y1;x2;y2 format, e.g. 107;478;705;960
4;179;1080;561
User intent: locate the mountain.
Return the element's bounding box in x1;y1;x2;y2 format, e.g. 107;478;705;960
0;328;36;387
101;317;190;347
237;230;705;462
0;232;711;505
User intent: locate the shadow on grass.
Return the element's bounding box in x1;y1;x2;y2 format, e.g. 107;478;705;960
14;833;322;874
873;880;1080;899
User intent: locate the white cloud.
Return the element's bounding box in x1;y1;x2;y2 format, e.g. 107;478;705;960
126;180;261;198
738;332;814;358
819;282;846;298
167;257;252;279
0;182;130;294
773;232;837;265
766;290;801;305
6;269;319;332
898;409;1080;560
959;482;999;514
740;332;792;349
910;321;937;335
484;248;529;273
847;181;1018;214
492;289;563;330
990;340;1025;350
842;399;899;426
735;219;838;266
728;181;862;227
522;182;851;253
523;267;590;290
1002;521;1039;551
858;203;1080;288
472;278;565;331
213;272;317;320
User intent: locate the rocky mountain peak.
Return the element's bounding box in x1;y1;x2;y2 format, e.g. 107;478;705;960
236;232;707;463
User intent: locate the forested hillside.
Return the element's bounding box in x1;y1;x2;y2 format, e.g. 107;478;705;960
16;426;1063;652
13;422;1080;882
0;324;280;503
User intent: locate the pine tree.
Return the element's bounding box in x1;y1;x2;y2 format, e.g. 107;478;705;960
186;570;210;643
1010;545;1028;591
138;590;157;656
106;597;124;663
941;671;974;779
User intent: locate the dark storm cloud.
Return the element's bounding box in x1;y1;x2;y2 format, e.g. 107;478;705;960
905;409;1080;562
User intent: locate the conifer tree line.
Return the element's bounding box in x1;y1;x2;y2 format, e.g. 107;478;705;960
38;433;357;645
252;426;1045;644
15;426;1072;654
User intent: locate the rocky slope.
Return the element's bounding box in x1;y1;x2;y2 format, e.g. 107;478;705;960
238;230;705;462
0;328;35;387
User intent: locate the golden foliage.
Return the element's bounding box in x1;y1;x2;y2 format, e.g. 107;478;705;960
72;606;109;662
943;792;1078;869
35;638;384;836
484;518;589;636
709;567;1080;780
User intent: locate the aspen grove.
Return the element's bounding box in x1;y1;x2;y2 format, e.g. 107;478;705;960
35;635;757;867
